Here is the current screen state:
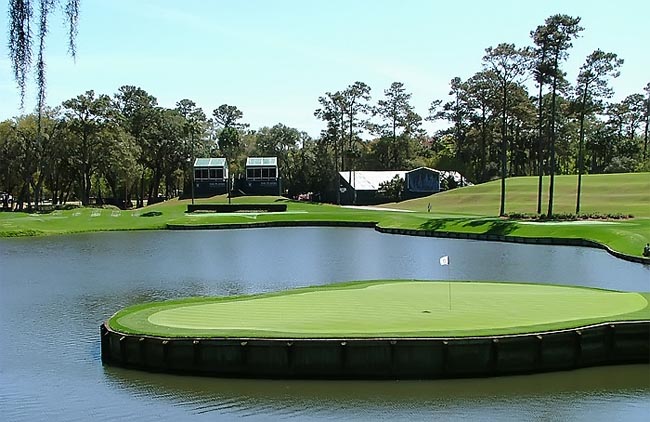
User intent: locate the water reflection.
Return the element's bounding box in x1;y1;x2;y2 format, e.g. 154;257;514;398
103;365;650;420
3;228;649;293
1;228;649;421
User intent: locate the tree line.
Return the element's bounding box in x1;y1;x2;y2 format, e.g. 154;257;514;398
2;13;649;213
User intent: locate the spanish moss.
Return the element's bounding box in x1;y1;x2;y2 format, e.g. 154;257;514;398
8;0;33;108
7;0;80;112
64;0;79;59
36;0;55;123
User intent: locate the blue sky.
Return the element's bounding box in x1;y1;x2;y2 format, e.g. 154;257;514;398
1;0;648;137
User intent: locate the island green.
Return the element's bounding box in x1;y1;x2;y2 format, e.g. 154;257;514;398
108;280;650;339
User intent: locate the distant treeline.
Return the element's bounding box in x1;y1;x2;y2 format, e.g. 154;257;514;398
1;14;648;212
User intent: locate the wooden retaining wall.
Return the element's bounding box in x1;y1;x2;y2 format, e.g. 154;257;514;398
101;321;649;379
374;227;650;265
168;221;378;231
186;203;287;213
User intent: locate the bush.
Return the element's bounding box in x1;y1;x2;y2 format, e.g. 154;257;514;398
603;157;637;174
140;211;163;217
504;212;633;221
377;175;404;202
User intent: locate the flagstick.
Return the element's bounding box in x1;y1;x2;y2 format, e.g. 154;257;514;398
447;264;451;311
439;255;451;311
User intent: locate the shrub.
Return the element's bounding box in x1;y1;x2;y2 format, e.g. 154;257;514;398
504;212;633;221
377;175;404;202
140;211;163;217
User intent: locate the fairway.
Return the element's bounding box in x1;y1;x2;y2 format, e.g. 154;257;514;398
109;281;650;338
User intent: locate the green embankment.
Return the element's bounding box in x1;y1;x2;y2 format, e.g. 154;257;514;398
1;173;649;257
379;173;650;257
384;173;650;216
108;280;650;338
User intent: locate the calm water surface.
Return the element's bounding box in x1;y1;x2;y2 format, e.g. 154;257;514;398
1;228;649;421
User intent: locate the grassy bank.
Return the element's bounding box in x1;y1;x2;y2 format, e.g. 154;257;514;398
108;280;650;338
380;173;650;258
383;172;650;217
1;173;649;258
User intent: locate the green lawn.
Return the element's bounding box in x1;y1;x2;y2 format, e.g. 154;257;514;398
108;280;650;338
1;172;649;258
383;173;650;217
379;173;650;257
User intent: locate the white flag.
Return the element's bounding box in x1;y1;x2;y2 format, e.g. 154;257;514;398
439;255;449;266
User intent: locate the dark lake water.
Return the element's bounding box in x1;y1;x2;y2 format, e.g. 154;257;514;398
1;227;649;421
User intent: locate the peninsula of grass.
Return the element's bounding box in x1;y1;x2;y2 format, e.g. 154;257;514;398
108;280;650;339
2;172;649;258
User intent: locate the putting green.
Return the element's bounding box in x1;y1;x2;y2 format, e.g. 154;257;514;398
109;281;650;338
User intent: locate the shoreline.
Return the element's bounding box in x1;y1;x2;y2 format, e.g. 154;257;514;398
2;201;649;263
168;220;650;265
2;217;649;265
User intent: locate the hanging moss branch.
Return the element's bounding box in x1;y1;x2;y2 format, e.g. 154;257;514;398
7;0;80;110
64;0;79;59
36;0;54;119
9;0;34;108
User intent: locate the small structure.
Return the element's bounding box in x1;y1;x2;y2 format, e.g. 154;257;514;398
338;167;443;205
404;167;442;199
239;157;280;196
339;170;406;205
193;158;228;196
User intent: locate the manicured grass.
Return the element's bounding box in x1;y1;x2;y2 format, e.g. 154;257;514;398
0;194;459;237
1;173;649;258
384;173;650;217
108;280;650;338
379;173;650;257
